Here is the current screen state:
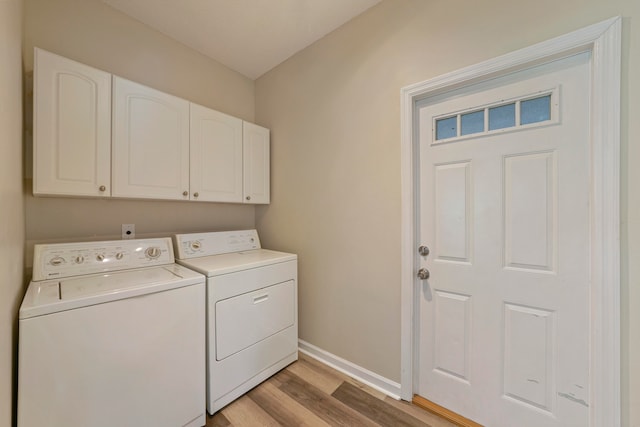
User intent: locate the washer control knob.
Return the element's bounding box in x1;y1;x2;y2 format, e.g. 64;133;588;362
74;255;84;264
96;254;105;262
146;247;161;259
50;256;65;266
191;241;201;250
115;252;124;260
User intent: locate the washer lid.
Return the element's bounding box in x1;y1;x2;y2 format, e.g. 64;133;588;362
176;249;297;276
61;268;181;300
20;264;204;319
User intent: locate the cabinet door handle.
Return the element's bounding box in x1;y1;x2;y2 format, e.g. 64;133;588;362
99;185;106;192
246;196;251;201
193;192;199;198
183;191;188;196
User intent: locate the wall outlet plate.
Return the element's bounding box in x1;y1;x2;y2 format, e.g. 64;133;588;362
122;224;135;239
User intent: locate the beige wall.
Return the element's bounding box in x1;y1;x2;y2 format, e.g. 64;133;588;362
255;0;640;424
0;0;24;426
24;0;255;121
23;0;257;254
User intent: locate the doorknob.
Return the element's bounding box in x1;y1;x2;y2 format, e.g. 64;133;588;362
418;245;430;256
417;268;430;280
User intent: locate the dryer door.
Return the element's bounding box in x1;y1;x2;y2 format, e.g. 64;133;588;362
215;279;295;360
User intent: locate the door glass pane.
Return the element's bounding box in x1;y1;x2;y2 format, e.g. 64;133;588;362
436;117;457;140
489;103;515;131
461;110;484;136
521;95;551;125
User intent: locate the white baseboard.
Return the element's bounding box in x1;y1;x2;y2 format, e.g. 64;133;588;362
298;339;402;400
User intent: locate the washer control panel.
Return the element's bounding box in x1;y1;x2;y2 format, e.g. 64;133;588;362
32;238;175;281
174;229;261;259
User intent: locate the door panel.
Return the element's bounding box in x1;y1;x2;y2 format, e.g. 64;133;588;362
434;162;472;263
433;290;471;382
503;303;555;411
417;53;590;427
503;152;556;271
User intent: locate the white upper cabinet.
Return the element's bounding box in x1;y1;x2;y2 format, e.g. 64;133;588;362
112;76;190;200
33;48;112;197
243;122;270;204
190;103;243;202
33;49;270;204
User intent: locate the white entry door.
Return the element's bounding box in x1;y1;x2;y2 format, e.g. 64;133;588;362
417;53;591;427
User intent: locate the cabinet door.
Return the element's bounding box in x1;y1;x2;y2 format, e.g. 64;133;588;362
112;76;190;200
190;104;243;202
242;122;270;204
33;48;111;197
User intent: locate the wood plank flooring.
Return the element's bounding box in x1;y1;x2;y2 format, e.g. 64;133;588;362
206;353;455;427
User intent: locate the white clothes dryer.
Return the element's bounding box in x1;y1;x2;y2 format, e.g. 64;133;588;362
173;230;298;414
18;238;206;427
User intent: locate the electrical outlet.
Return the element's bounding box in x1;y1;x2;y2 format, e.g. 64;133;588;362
122;224;135;239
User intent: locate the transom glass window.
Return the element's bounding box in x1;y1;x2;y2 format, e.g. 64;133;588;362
433;90;556;143
489;103;516;131
521;95;551;125
436;116;457;140
461;110;484;136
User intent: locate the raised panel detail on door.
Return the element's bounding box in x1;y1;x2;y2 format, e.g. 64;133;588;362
433;291;471;382
434;161;472;263
112;76;190;200
33;48;111;197
503;303;555;412
190;103;243;202
242;121;270;204
504;151;557;272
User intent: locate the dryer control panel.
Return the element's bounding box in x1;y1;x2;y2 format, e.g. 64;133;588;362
174;230;261;259
32;238;175;281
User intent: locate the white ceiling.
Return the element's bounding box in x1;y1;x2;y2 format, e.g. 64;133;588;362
102;0;383;80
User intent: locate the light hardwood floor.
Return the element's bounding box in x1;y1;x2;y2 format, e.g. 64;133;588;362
206;353;455;427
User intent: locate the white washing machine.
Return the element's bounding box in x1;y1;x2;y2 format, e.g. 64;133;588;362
173;230;298;414
18;238;206;427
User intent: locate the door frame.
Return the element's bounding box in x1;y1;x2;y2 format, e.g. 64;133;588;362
400;17;621;426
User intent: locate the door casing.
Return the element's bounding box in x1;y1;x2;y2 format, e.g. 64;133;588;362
399;17;621;426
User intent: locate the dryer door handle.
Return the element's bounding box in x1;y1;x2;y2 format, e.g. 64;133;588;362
253;294;269;304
